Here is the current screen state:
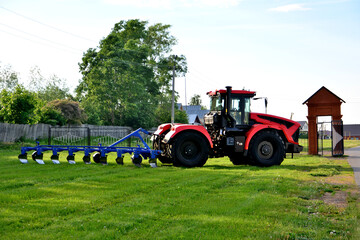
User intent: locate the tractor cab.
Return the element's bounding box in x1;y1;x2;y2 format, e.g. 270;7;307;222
205;86;256;129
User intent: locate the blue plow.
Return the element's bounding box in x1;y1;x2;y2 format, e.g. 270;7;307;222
18;128;161;168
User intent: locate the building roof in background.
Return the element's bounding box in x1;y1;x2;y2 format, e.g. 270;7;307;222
297;121;307;128
344;124;360;136
182;105;209;118
188;114;201;124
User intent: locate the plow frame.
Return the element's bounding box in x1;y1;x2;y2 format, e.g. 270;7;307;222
19;128;161;167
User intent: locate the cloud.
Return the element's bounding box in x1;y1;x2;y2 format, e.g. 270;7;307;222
103;0;242;8
268;4;312;12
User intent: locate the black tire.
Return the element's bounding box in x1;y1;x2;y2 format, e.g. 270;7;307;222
31;151;38;161
131;155;143;165
248;131;285;167
229;153;250;165
93;152;101;163
172;132;209;167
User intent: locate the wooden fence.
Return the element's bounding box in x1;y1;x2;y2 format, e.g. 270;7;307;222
0;123;146;143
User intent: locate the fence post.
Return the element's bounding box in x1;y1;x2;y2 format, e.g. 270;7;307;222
48;126;51;145
87;127;91;146
127;129;131;147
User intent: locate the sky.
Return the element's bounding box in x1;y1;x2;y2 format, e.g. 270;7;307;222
0;0;359;124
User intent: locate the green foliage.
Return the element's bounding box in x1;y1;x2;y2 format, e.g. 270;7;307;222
0;65;77;125
189;94;207;110
38;105;66;126
76;19;187;128
46;99;87;125
0;151;359;239
189;94;202;105
155;102;189;124
0;85;38;124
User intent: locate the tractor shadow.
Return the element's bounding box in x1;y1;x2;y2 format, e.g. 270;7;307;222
202;163;354;174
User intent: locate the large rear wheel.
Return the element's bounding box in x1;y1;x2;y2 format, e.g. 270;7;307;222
172;132;209;167
249;131;285;167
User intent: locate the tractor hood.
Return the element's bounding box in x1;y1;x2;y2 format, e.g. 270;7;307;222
250;112;301;143
250;112;300;129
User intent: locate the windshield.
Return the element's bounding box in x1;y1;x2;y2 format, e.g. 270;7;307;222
210;95;224;111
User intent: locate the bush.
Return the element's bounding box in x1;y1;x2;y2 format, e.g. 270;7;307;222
48;99;87;125
38;105;66;126
0;85;38;124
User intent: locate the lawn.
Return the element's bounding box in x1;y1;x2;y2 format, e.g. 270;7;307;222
0;142;360;239
298;139;360;153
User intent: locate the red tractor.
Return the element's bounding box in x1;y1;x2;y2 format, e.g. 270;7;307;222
152;86;303;167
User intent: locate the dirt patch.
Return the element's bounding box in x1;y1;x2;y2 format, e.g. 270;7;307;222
320;175;360;209
321;191;348;209
324;175;356;185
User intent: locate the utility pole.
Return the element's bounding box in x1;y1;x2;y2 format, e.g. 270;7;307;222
171;55;177;124
184;76;187;111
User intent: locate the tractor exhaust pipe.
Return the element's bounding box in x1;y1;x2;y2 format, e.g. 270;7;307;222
225;86;232;116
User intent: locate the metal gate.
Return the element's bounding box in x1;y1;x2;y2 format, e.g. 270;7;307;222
89;127;131;147
49;127;90;146
332;120;344;156
317;120;344;156
317;122;328;156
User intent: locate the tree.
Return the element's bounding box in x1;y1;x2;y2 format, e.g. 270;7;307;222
76;19;187;128
38;105;66;126
0;63;19;92
189;94;202;106
0;85;38;124
155;104;188;125
46;99;87;125
28;66;71;102
189;94;207;110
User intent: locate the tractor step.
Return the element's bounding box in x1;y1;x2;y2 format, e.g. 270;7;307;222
18;128;161;167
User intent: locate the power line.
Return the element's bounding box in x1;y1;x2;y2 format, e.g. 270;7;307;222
0;22;83;53
0;28;80;55
0;6;97;44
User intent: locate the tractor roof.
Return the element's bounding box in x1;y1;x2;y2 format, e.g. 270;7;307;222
207;89;256;96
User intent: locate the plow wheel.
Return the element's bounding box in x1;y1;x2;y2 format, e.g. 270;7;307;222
66;155;76;164
51;155;60;164
131;155;142;167
249;131;285;167
83;155;91;164
32;151;44;164
115;156;124;165
18;153;28;164
92;152;101;163
172;132;209;168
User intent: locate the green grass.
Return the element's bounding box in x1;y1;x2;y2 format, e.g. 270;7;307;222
299;139;360;153
1;145;360;239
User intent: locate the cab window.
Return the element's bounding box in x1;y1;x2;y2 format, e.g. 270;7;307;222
229;96;251;125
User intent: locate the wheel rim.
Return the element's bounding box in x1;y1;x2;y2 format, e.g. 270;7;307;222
180;140;199;160
257;141;274;160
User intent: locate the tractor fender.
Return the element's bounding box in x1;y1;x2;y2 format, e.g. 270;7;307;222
244;124;292;150
163;124;213;148
153;123;173;136
152;123;184;139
